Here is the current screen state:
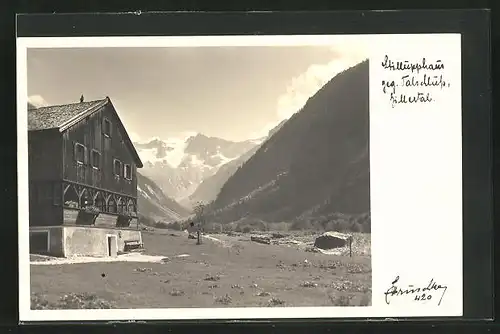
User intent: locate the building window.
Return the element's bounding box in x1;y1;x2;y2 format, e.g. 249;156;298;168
113;159;122;177
103;118;112;137
91;149;101;170
74;143;86;164
124;164;132;180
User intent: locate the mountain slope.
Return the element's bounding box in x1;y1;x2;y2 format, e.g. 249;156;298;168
188;120;287;205
188;145;260;205
136;171;191;221
134;134;259;206
208;60;370;224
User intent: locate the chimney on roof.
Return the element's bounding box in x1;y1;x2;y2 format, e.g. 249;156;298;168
80;94;84;103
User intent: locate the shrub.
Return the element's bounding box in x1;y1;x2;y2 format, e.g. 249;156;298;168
204;222;223;233
223;223;237;233
31;293;51;310
138;214;155;227
154;221;168;229
233;218;268;232
169;289;185;296
267;297;285;307
266;221;289;231
324;220;338;231
168;221;183;231
83;205;100;215
204;274;221;281
242;226;252;233
350;222;362;233
300;281;318;288
328;293;352;306
214;294;232;305
336;220;351;232
31;293;115;310
64;200;79;208
289;219;311;231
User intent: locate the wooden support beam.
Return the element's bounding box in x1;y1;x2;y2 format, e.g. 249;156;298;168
78;188;87;199
58;179;139;217
62;179;137;201
63;183;71;196
74;185;81;201
104;193;112;205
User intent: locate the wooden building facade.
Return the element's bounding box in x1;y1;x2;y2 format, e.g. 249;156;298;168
28;97;144;257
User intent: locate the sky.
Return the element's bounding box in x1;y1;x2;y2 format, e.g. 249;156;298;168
27;44;366;142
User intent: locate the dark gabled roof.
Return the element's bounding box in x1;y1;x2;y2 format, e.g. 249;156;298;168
28;97;143;168
28;99;108;131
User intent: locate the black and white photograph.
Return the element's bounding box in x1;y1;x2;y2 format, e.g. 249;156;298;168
18;30;467;321
26;41;372;310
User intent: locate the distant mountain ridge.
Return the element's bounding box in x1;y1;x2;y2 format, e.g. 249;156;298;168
134;133;261;208
188;119;288;205
136;171;190;221
207;60;370;224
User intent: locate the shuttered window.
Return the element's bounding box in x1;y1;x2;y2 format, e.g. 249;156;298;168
124;164;132;180
103;118;112;137
91;149;101;169
74;143;86;164
113;159;122;177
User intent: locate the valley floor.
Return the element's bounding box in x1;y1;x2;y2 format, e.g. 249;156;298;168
30;230;372;309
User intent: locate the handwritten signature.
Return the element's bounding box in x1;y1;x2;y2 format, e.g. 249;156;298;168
384;276;447;306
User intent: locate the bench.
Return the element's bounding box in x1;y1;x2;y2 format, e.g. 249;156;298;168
124;239;144;252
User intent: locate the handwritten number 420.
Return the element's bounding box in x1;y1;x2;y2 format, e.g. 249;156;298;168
414;293;433;301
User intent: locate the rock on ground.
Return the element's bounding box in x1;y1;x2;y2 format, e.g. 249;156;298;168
250;236;271;245
314;231;352;250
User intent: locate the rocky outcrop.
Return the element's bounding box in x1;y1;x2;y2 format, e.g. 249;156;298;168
314;231;352;250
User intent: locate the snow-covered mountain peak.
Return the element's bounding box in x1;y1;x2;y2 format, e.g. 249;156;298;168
133;133;259;204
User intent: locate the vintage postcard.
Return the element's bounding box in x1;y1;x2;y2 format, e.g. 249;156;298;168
17;33;463;321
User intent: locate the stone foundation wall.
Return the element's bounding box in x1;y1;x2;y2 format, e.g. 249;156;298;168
64;226;142;257
29;225;142;258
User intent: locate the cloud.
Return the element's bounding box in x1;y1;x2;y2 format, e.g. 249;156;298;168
248;42;367;141
28;95;49;108
275;43;368;121
128;132;141;143
248;120;281;140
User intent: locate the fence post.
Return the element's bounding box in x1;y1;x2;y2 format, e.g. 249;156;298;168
349;236;352;257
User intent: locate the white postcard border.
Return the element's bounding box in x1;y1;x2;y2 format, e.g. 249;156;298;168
17;34;463;322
